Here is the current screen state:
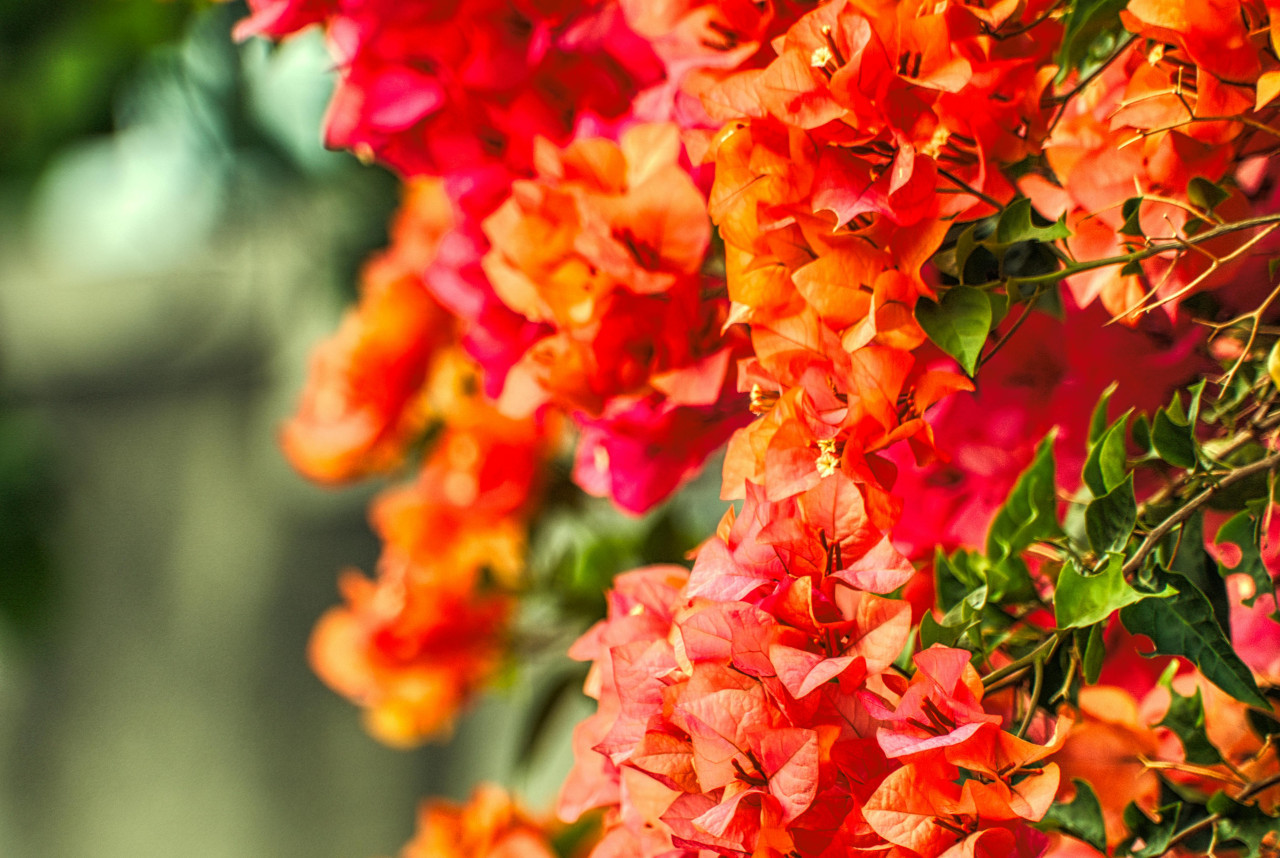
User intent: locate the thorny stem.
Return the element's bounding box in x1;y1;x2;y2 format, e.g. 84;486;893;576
986;0;1067;40
1115;222;1280;321
1121;450;1280;579
965;212;1280;294
1158;770;1280;855
1135;405;1280;517
937;167;1006;213
982;632;1062;692
976;285;1048;370
1015;657;1044;739
1206;278;1280;389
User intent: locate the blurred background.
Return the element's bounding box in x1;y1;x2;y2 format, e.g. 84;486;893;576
0;3;730;855
0;2;565;855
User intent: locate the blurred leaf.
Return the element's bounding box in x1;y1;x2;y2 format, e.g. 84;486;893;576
1082;623;1105;684
1121;802;1191;858
1055;0;1130;83
1040;780;1107;853
1187;177;1230;216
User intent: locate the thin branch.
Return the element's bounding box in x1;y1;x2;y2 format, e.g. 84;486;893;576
1159;770;1280;855
1015;657;1044;739
965;212;1280;294
1122;450;1280;579
982;632;1061;691
937;167;1006;212
976;286;1047;370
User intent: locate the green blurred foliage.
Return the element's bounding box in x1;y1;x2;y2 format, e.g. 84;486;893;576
0;0;203;181
0;407;59;644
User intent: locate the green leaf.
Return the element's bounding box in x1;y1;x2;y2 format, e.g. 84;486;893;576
991;197;1071;246
1122;802;1186;858
915;285;992;377
1082;623;1106;684
987;431;1064;561
1040;780;1107;854
1056;0;1130;83
1120;197;1145;237
1056;552;1153;629
516;666;587;770
1160;512;1231;634
934;547;974;612
1083;409;1131;497
952;222;983;284
1155;662;1224;765
986;288;1012;328
551;811;604;858
1088;382;1119;446
1086;472;1137;553
1132;413;1153;455
1153;404;1197;469
1206;792;1280;858
1120;569;1269;708
940;583;989;628
1216;507;1280;615
1187;176;1230;216
920;610;960;648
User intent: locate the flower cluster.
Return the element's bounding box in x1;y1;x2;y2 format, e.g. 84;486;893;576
290;179;556;744
401;785;562;858
561;477;1068;858
248;0;1280;855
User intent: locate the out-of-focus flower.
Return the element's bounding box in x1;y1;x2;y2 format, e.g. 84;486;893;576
402;784;561;858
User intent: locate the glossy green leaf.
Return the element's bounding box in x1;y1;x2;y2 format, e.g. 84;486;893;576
915;285;992;377
1152;385;1203;470
1083;410;1131;497
991;197;1071;246
1055;553;1153;629
1088;382;1118;446
1120;570;1269;708
987;432;1064;561
1086;472;1137;554
1207;792;1280;858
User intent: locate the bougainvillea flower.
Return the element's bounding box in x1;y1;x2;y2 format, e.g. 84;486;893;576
401;784;560;858
309;559;510;746
281;250;452;484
